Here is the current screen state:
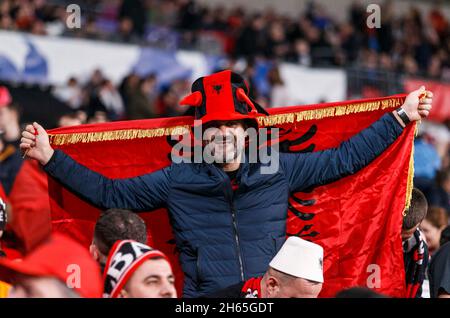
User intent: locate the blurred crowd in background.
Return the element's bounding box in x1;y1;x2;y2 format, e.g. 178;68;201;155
0;0;448;116
0;0;449;80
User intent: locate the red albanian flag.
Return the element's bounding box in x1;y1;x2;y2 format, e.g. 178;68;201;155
46;95;414;297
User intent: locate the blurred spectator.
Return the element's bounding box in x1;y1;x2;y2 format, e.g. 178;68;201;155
428;241;450;298
266;21;290;59
87;111;109;124
157;85;183;117
289;39;312;66
0;233;102;298
0;87;21;147
402;188;429;298
85;69;106;96
428;170;450;215
57;111;85;127
234;14;267;58
118;0;147;37
421;206;449;254
97;80;125;120
52;77;83;110
414;135;442;194
128;75;158;119
103;240;176;298
428;54;443;79
0;131;23;196
241;60;259;100
90;208;147;271
268;66;289;107
440;225;450;246
110;17;141;43
85;70;122;121
119;73;141;110
0;87;23;196
176;0;201;31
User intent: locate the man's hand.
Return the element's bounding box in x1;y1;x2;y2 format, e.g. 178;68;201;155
399;86;433;123
20;122;54;165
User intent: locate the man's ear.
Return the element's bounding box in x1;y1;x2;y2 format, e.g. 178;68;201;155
265;276;280;298
89;243;99;262
118;288;129;298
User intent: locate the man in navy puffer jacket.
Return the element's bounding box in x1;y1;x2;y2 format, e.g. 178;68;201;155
20;71;433;297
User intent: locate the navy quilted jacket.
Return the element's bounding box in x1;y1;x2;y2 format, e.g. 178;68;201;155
43;113;404;297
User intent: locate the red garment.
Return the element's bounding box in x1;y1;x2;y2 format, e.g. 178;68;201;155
8;160;52;253
0;184;5;202
241;276;263;298
0;233;102;298
0;170;23;260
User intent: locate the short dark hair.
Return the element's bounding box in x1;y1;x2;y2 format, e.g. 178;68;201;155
402;188;428;230
425;206;448;229
93;209;147;256
335;287;387;298
436;169;450;187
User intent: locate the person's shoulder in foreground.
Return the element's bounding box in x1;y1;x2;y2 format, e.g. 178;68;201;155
429;241;450;298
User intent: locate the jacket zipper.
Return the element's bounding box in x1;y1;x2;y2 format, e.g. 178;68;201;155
223;174;245;282
230;199;245;281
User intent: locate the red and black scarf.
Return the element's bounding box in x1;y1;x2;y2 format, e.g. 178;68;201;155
240;276;263;298
403;229;429;298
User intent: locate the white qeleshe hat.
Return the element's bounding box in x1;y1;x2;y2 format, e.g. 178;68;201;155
269;236;324;283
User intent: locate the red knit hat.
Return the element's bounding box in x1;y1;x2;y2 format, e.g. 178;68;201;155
0;233;103;298
180;70;268;127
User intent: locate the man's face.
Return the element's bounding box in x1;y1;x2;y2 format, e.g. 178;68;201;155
0;107;17;129
120;258;176;298
202;120;246;164
8;276;71;298
420;219;441;251
58;115;83;127
401;223;420;241
266;276;322;298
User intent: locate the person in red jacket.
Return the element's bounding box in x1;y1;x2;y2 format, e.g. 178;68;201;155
0;233;102;298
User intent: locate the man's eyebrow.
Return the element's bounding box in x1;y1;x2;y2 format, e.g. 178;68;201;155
144;275;161;281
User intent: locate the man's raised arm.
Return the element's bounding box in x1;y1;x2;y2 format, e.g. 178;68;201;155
20;123;171;211
280;87;433;192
